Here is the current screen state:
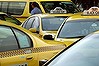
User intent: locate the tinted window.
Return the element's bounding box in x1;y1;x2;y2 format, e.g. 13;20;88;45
22;17;35;29
8;2;26;15
1;2;8;13
0;26;18;52
41;1;80;13
42;17;66;31
0;25;33;52
13;28;32;48
58;19;99;38
0;2;26;15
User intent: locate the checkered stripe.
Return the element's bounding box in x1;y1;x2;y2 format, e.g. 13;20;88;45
0;45;65;58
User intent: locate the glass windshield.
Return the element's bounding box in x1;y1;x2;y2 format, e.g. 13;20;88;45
58;19;99;38
41;1;80;13
42;17;66;31
48;33;99;66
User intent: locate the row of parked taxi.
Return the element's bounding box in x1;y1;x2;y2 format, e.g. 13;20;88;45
0;0;99;66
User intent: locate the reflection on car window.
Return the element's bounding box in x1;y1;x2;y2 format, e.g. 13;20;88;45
12;28;32;48
58;19;99;38
48;34;99;66
41;1;80;13
0;26;18;52
0;2;26;15
23;17;35;29
42;17;66;31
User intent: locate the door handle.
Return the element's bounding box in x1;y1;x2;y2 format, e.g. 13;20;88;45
26;55;33;60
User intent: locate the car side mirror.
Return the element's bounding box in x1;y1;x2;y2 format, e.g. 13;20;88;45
39;59;48;66
43;35;54;40
29;28;37;33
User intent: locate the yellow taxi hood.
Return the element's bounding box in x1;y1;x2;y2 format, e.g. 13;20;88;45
56;38;80;46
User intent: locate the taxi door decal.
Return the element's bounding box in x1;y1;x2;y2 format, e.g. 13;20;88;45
0;45;65;58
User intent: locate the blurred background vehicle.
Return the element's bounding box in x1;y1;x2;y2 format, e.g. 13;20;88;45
21;14;70;40
0;0;81;22
44;7;99;46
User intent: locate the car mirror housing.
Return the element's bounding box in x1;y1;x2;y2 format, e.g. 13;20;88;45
43;35;54;40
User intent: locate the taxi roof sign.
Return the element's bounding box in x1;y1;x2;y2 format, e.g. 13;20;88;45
83;6;99;15
50;7;67;14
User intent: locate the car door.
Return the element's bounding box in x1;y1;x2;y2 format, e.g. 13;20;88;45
0;25;37;66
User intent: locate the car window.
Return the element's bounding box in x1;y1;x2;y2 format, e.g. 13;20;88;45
22;16;40;30
41;1;80;13
0;2;26;15
0;26;18;52
22;17;35;29
58;19;99;38
12;28;32;48
0;25;33;52
42;17;65;31
32;16;40;30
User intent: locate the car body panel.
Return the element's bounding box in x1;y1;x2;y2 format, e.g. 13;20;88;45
0;21;65;66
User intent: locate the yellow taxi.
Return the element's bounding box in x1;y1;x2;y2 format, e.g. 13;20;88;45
53;6;99;46
0;12;21;25
0;0;80;22
21;14;74;40
0;21;65;66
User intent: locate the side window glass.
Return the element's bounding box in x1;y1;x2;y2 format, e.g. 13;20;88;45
1;2;8;13
0;2;2;12
12;28;32;48
0;26;18;52
32;17;40;30
8;2;26;15
23;17;35;29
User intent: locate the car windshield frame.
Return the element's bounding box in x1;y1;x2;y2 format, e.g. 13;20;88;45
57;19;99;38
45;33;99;66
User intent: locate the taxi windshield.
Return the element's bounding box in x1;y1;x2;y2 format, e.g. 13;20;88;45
41;1;80;13
47;34;99;66
42;17;66;31
58;19;99;38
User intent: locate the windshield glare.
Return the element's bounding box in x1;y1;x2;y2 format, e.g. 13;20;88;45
48;34;99;66
42;17;66;31
41;1;80;13
58;19;99;38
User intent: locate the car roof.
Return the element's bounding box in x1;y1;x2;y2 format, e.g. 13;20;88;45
30;13;76;18
0;20;31;33
66;13;99;21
